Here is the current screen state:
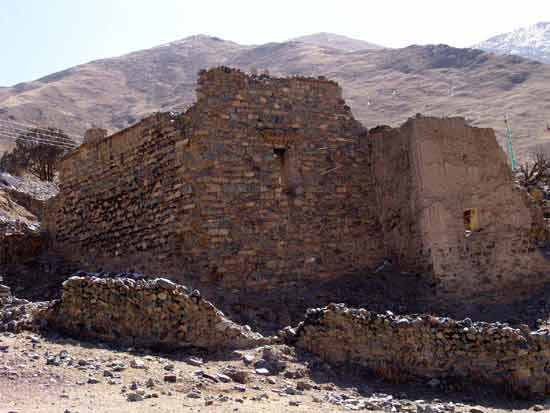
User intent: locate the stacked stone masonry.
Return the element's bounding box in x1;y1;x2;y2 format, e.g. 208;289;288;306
45;67;383;288
0;232;45;266
45;275;267;351
44;67;550;301
295;304;550;398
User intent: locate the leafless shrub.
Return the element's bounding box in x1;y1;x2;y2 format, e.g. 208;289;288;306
518;142;550;189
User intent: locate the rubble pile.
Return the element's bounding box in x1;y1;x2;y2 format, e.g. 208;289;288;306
0;172;59;201
45;275;269;351
294;303;550;398
0;172;51;268
0;283;47;333
0;172;58;228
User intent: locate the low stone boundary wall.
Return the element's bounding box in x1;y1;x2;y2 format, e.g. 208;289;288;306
45;276;268;351
294;304;550;398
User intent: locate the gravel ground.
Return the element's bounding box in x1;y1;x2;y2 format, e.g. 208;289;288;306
0;332;547;413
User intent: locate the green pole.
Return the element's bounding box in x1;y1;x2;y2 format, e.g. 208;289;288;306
505;117;517;170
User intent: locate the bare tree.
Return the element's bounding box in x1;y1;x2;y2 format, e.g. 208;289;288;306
0;128;75;181
518;142;550;189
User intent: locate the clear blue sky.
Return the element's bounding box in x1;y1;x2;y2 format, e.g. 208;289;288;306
1;0;549;87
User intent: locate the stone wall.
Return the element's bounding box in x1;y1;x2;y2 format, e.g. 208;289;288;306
44;67;549;301
83;127;108;144
44;275;267;351
45;67;385;288
295;304;550;398
0;232;45;266
45;112;188;275
174;67;382;286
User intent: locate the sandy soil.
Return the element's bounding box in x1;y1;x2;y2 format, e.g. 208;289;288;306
0;332;548;413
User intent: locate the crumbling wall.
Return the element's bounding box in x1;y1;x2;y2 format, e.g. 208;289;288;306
369;125;430;273
0;232;45;266
0;284;48;333
45;276;267;350
45;69;548;300
411;117;548;299
44;113;190;275
173;67;383;286
295;304;550;398
45;68;385;288
370;116;549;300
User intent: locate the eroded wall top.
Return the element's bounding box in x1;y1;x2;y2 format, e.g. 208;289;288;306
370;116;549;301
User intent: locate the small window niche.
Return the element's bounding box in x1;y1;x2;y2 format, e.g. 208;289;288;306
273;146;296;197
463;208;480;235
273;147;287;159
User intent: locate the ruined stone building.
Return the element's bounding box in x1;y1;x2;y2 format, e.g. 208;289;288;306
44;67;550;302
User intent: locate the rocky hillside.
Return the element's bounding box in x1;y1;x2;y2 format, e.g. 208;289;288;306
0;173;57;234
1;34;550;156
474;22;550;64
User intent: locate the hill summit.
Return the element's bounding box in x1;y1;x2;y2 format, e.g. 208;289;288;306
474;22;550;63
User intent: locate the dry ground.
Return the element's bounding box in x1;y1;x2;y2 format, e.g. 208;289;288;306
0;332;548;413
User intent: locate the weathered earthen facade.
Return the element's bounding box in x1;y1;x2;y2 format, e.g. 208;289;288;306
370;118;548;300
45;67;549;301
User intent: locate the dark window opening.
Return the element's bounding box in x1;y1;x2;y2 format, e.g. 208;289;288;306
273;147;286;158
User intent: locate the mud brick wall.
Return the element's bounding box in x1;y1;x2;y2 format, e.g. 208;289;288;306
369;125;431;274
45;67;386;288
370;117;549;301
295;304;550;398
45;276;266;350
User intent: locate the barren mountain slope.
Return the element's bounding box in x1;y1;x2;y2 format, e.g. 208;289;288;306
1;35;550;157
290;32;385;51
0;35;248;139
